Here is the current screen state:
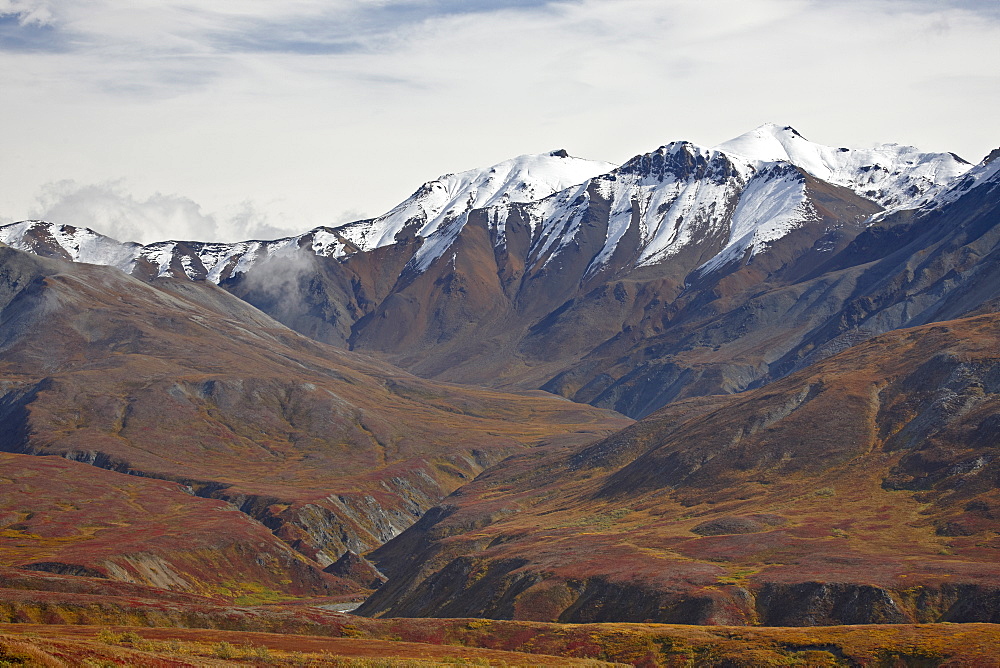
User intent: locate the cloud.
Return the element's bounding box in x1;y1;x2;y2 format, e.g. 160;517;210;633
0;1;567;60
31;180;218;243
237;249;319;324
226;200;306;241
823;0;1000;19
27;180;305;244
0;1;573;100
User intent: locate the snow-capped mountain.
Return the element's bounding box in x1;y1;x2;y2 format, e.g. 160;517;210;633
1;124;991;422
0;125;970;286
485;124;970;280
494;141;807;279
0;150;615;283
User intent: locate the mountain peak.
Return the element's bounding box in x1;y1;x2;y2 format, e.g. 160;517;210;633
713;123;810;164
714;124;973;211
758;122;806;138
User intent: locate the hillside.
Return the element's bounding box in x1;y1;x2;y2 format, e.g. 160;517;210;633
0;245;629;598
359;311;1000;625
2;124;1000;642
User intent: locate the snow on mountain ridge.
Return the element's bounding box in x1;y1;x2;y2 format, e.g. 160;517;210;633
486;140;807;278
379;150;617;272
488;126;973;279
0;220;141;270
0;126;975;286
715;123;971;210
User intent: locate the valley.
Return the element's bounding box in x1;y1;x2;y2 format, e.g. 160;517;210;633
1;124;999;665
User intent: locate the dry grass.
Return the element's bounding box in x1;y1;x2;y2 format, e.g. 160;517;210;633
2;626;630;667
3;620;1000;667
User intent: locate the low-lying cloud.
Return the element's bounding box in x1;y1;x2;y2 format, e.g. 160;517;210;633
27;180;305;244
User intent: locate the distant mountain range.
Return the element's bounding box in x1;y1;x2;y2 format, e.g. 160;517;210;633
2;124;1000;627
1;124;989;419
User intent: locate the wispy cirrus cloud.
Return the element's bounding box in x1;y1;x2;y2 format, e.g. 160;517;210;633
0;0;571;97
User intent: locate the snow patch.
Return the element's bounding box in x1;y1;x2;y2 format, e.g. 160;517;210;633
927;149;1000;208
715;123;971;212
698;166;814;273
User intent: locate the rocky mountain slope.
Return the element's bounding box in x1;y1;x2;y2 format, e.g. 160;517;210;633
0;125;978;419
540;144;1000;417
1;124;999;631
357;310;1000;625
0;245;628;597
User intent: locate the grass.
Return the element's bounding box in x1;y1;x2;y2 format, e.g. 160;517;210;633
4;626;631;666
216;581;299;605
3;607;1000;665
560;509;633;530
716;567;760;586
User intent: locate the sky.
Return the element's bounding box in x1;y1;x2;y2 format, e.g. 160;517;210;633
1;0;998;244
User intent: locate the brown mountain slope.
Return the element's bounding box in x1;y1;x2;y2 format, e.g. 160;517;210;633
359;311;1000;625
0;246;629;596
4;148;988;424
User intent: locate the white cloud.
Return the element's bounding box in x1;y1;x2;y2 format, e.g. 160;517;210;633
0;0;997;244
30;180;218;243
27;180;304;244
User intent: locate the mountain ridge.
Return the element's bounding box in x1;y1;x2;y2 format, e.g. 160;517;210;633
0;124;971;285
0;126;990;424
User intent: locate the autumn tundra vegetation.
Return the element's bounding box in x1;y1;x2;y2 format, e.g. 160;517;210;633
3;128;1000;664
